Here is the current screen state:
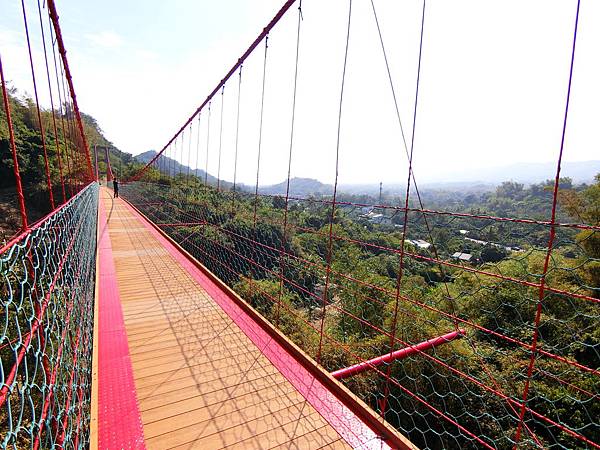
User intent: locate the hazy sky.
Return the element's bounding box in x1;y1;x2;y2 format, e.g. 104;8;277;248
1;0;598;186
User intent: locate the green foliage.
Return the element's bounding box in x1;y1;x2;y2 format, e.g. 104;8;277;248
560;178;600;298
122;173;600;448
233;276;315;350
480;245;508;263
0;88;148;240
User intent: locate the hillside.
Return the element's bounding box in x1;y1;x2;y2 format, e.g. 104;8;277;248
135;150;235;188
258;177;333;197
134;152;334;197
126;167;600;449
0;88;134;240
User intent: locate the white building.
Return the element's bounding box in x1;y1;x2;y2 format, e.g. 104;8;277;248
451;252;473;262
407;239;431;250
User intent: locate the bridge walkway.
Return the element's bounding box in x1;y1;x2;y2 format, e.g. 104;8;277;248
93;187;362;449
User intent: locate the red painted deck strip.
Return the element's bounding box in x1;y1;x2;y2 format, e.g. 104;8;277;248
97;195;146;449
120;199;392;450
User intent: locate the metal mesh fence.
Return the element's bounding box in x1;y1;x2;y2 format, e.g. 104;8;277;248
0;182;98;449
121;179;599;449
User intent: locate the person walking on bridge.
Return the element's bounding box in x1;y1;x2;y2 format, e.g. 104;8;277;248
113;177;119;198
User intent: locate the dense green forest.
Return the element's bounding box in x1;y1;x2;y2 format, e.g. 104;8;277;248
122;169;599;449
2;89;598;448
0;87;140;242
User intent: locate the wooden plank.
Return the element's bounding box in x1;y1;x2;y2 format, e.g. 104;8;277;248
318;441;355;450
130;344;258;371
165;409;340;450
235;423;341;449
148;401;307;448
130;353;281;393
126;321;237;345
142;381;300;434
130;336;261;360
135;364;280;400
132;347;271;379
100;189;353;449
138;372;290;412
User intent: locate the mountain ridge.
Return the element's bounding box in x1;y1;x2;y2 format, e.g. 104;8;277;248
135;150;229;187
134;151;600;196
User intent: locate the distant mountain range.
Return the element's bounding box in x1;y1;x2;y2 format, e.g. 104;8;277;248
135;150;234;189
342;160;600;195
136;151;600;197
339;181;498;196
436;160;600;185
258;178;333;196
135;151;333;196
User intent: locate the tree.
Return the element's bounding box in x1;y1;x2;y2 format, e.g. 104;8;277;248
496;181;524;199
272;196;286;209
480;245;507;263
560;174;600;297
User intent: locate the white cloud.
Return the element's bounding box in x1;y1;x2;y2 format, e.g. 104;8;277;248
85;31;123;48
134;49;158;61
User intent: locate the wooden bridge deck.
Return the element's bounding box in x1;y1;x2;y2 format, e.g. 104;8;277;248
94;187;366;449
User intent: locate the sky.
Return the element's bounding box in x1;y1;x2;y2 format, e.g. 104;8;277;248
1;0;598;186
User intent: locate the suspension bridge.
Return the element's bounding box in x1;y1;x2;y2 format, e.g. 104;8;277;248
1;0;598;449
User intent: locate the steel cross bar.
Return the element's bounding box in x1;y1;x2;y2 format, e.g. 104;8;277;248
331;329;465;380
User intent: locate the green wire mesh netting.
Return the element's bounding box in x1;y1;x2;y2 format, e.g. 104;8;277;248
1;182;98;449
121;178;599;449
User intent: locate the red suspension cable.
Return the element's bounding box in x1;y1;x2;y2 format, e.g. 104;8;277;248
0;55;29;230
21;0;56;210
47;0;95;182
128;0;299;182
513;0;582;446
37;0;66;204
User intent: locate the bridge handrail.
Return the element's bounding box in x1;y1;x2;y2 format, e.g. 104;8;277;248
0;182;98;448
